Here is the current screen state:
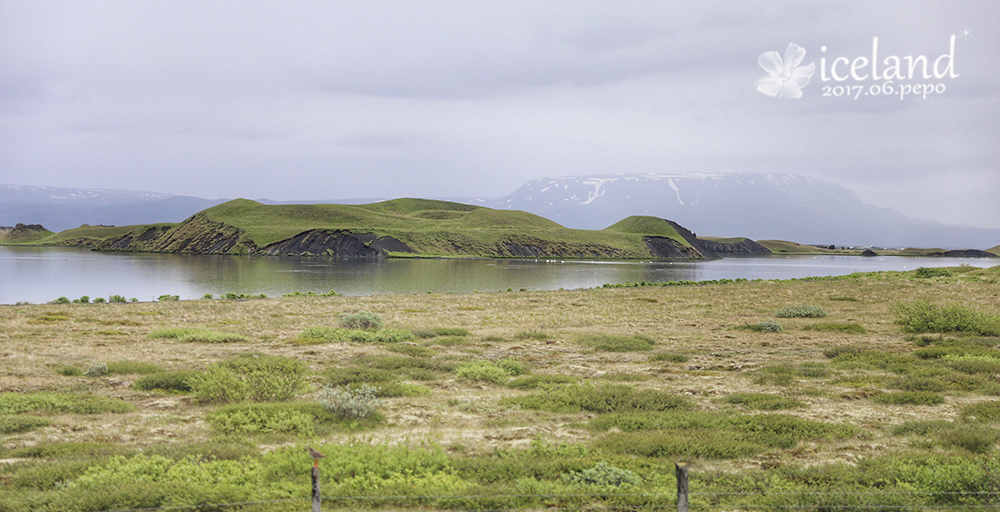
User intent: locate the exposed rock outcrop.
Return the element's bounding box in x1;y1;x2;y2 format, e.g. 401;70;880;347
695;237;772;256
261;230;415;259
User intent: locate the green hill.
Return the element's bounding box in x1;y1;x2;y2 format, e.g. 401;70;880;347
20;199;724;260
0;223;53;244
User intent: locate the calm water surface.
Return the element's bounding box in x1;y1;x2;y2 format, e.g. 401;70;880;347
1;246;995;304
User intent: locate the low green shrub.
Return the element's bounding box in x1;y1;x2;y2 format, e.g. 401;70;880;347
327;367;396;386
870;391;945;405
84;362;108;377
886;375;947;392
283;290;337;297
753;363;830;386
133;371;198;393
891;420;999;453
109;294;127;303
190;354;308;404
826;349;918;373
433;327;470;337
724;392;803;410
73;295;91;304
508;374;578;389
0;415;51;434
590;411;857;459
803;322;867;334
513;330;551;340
355;355;456;373
577;334;656;352
0;392;135;415
961;401;1000;422
340;310;383;330
368;382;431;398
738;320;783;332
456;360;515;385
148;328;248;343
426;335;470;346
649;352;689;363
775;305;827;318
157;294;179;301
207;402;327;436
893;299;1000;335
506;383;690;414
915;267;952;278
57;366;83;376
316;384;383;420
387;344;436;357
561;462;641;487
50;296;71;304
299;327;414;343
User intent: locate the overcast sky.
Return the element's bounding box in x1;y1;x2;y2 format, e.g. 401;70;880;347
2;1;998;228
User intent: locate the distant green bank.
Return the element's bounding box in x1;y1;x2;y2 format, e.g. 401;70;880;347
0;198;772;260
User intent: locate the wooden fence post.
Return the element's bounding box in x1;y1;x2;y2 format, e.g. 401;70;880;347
312;465;321;512
675;461;689;512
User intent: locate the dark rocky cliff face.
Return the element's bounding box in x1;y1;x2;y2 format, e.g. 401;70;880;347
695;238;772;256
260;230;415;259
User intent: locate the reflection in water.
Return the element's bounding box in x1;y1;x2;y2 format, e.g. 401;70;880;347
1;246;994;304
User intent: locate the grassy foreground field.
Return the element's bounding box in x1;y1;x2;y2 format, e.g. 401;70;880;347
2;265;1000;511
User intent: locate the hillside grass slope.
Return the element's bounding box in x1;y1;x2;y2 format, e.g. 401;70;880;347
12;199;714;260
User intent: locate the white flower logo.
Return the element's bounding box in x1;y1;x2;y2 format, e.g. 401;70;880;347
756;43;816;99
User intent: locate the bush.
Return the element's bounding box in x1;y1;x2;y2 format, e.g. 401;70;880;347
753;363;830;386
316;384;383;420
133;371;198;393
0;392;135;415
649;352;690;363
299;327;414;343
74;295;90;304
84;362;108;377
508;374;577;389
190;354;308;403
109;294;127;303
340;310;384;330
893;300;1000;335
724;392;803;410
386;344;436;358
870;391;945;406
775;305;827;318
433;328;470;337
577;334;656;352
57;366;83;376
456;361;515;385
157;294;179;301
961;401;1000;422
0;416;51;434
803;322;867;334
92;297;106;303
207;402;321;436
562;462;641;487
738;320;783;332
148;328;248;343
507;383;690;413
915;267;952;278
50;296;71;304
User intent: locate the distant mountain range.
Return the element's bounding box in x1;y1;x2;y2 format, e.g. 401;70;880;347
463;173;999;249
3;174;998;249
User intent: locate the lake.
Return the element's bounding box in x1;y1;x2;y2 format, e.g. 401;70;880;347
1;246;996;305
